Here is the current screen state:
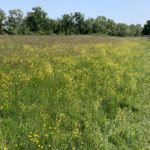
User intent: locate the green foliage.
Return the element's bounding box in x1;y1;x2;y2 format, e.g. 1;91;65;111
142;20;150;35
5;9;24;34
0;7;145;36
73;12;85;34
93;16;108;34
0;9;6;34
0;36;149;150
83;18;95;34
61;14;74;35
25;7;49;34
113;23;130;36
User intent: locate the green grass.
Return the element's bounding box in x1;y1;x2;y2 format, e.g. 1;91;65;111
0;36;149;150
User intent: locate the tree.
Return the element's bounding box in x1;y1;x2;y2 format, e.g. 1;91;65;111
45;19;57;35
25;7;49;33
135;24;142;36
0;9;6;34
106;19;116;35
0;7;144;36
52;19;61;34
93;16;108;34
73;12;85;34
142;21;150;35
129;24;137;36
6;9;24;34
114;23;130;37
61;14;74;35
83;18;94;34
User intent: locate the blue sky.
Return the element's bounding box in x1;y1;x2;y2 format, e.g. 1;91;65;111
0;0;149;25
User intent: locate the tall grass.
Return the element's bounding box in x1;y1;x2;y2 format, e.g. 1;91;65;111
0;36;149;150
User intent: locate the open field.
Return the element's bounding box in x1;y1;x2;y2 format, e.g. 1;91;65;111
0;36;150;150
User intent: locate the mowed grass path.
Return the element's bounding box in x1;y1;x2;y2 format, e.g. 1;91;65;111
0;36;149;150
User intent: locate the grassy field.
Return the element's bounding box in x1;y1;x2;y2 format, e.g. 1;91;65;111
0;36;149;150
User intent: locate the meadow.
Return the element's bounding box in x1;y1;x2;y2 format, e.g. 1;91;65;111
0;36;149;150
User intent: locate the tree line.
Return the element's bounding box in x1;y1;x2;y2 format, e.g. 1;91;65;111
0;7;150;36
